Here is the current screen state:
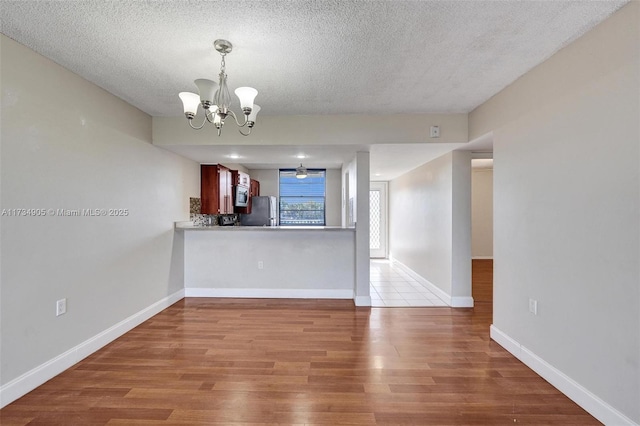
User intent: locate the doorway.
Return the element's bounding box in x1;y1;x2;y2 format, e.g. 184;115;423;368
369;182;388;258
471;156;493;310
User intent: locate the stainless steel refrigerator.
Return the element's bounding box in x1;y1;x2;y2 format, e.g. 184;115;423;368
240;196;277;226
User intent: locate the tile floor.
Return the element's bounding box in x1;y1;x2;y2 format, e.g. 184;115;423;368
370;259;448;307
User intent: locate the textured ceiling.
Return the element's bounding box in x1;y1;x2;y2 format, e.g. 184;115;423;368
0;1;628;180
0;0;627;118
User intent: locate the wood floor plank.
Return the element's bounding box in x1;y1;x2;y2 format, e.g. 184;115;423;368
0;263;601;425
472;259;493;303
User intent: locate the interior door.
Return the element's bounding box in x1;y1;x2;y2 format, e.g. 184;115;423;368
370;181;388;258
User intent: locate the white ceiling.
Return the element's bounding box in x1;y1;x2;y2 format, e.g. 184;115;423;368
0;1;627;178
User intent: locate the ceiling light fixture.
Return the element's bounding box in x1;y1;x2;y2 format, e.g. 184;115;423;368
296;164;308;179
178;39;260;137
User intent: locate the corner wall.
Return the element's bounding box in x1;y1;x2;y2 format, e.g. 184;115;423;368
342;153;370;306
471;168;493;258
469;3;639;424
0;35;200;405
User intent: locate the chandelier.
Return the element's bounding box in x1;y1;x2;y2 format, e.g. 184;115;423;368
179;39;260;136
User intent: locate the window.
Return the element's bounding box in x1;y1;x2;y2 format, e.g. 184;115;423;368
279;169;326;226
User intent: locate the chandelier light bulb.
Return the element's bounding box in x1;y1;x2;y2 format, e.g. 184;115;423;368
235;87;258;113
247;104;261;123
194;79;218;109
206;104;219;121
178;92;201;117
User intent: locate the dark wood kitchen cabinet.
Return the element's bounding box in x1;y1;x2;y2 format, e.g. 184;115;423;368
232;170;250;187
249;178;260;197
201;164;233;214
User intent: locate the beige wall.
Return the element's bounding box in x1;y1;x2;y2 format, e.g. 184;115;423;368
469;3;639;423
471;168;493;258
184;229;355;294
389;151;472;305
324;169;342;227
0;35;199;394
390;153;452;294
154;113;468;146
247;169;279;198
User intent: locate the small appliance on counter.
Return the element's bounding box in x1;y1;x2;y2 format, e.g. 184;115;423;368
203;215;217;226
219;215;236;226
240;196;277;226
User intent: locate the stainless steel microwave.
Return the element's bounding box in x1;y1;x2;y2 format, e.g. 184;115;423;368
234;185;249;207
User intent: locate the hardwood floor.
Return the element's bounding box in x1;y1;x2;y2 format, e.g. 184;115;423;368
1;264;599;425
472;259;493;304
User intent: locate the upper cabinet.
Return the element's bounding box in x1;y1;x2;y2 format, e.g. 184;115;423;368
235;171;250;187
202;166;260;215
249;178;260;197
201;164;233;214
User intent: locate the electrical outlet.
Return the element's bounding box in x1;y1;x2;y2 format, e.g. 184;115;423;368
56;298;67;316
528;298;538;315
258;261;264;269
430;125;440;138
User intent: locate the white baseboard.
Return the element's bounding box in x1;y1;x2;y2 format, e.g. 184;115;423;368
0;289;185;409
489;325;521;357
184;287;354;299
451;296;474;307
490;325;637;426
389;258;452;306
354;296;372;306
472;256;493;260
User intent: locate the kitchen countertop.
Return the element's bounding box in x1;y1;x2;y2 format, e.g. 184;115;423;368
175;222;355;231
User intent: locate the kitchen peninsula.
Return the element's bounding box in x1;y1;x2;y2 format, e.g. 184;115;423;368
176;223;356;299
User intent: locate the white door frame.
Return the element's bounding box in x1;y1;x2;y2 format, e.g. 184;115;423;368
370;181;388;258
